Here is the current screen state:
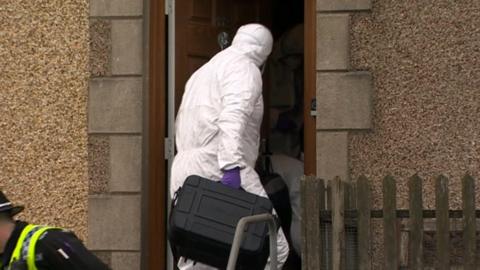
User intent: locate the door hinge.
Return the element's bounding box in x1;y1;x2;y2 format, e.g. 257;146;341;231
165;0;173;15
165;137;174;159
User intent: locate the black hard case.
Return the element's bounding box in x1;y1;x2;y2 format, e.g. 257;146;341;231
168;175;273;269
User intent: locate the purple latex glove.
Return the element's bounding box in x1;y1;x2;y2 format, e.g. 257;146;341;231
221;167;241;189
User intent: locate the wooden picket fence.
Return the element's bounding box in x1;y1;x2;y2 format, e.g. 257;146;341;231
301;175;479;270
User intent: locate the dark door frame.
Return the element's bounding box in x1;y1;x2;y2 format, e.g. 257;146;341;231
144;0;167;270
304;0;317;175
144;0;316;269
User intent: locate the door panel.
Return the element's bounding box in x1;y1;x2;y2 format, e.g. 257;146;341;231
187;55;209;75
191;0;213;22
175;0;218;111
186;25;218;56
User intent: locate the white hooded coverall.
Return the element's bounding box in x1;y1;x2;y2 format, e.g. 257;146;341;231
170;24;290;269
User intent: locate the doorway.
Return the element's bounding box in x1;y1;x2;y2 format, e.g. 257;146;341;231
172;0;307;269
146;0;316;269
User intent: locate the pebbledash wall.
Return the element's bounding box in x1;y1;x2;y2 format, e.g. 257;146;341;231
315;0;480;268
349;0;480;210
0;0;89;240
1;0;145;268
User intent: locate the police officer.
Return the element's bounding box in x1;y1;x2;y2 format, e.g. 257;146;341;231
0;191;110;270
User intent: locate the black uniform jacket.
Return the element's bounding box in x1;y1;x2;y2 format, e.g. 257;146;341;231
1;221;110;270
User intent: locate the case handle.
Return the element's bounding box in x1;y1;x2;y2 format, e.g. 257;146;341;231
226;213;278;270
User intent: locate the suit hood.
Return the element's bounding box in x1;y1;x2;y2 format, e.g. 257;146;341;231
231;24;273;67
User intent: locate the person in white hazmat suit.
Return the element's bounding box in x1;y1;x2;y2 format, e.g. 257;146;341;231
170;24;290;270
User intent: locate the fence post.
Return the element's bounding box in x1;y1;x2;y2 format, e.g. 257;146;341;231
332;177;345;270
462;174;476;270
383;175;399;269
346;181;357;270
301;176;308;270
318;179;326;268
436;175;450;270
302;176;322;270
325;181;332;270
409;174;423;270
357;176;371;270
344;180;356;210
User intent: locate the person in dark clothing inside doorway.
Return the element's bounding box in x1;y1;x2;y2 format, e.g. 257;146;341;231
0;191;110;270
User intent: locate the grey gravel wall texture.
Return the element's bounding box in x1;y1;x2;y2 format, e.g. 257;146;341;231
0;0;89;239
350;0;480;210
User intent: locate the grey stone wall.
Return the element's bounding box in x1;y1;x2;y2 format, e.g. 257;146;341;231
88;0;144;269
315;0;373;182
315;0;375;268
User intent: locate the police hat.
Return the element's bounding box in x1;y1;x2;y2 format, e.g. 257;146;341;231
0;191;24;217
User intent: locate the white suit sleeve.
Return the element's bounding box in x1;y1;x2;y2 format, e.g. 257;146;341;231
217;63;262;170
